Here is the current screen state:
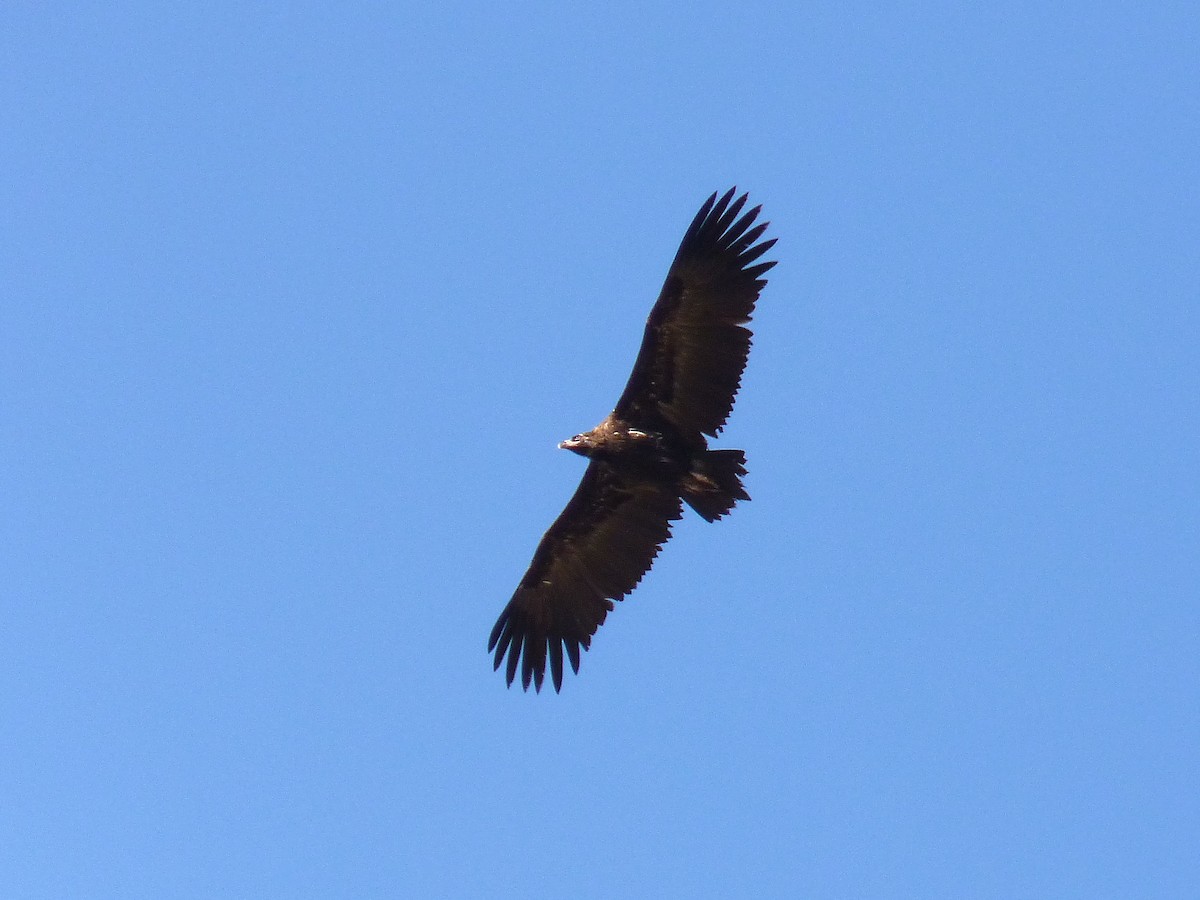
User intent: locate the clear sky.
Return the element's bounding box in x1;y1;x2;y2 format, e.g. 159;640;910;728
3;3;1197;897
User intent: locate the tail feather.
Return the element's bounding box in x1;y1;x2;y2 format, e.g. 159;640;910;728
681;449;749;522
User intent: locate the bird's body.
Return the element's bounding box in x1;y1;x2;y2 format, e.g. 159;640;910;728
489;189;776;692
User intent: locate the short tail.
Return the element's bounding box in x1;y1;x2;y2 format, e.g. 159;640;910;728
681;449;750;522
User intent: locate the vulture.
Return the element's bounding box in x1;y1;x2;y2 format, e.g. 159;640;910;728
488;188;776;692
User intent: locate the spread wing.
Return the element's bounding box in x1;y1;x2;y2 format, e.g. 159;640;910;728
488;462;683;692
614;188;777;438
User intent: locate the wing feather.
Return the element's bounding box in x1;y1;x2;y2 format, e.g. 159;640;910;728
615;188;777;438
488;462;683;692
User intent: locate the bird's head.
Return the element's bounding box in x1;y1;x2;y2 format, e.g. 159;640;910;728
558;433;594;457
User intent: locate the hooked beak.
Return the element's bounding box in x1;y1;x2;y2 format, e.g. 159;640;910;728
558;438;581;451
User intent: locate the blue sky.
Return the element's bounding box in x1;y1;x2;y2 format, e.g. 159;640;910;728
3;3;1198;897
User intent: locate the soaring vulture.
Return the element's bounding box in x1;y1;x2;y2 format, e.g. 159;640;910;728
488;188;776;692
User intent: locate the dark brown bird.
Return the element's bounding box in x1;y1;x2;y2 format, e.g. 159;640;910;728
488;188;776;692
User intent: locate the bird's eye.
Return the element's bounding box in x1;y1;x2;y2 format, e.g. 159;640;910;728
573;435;584;442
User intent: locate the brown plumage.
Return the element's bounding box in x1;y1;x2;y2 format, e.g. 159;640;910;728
488;188;776;692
